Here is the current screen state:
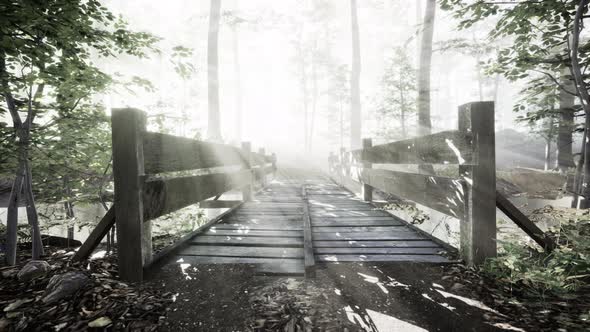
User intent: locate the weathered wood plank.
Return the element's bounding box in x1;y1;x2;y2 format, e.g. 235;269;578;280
315;247;443;255
496;190;556;251
179;246;303;258
313;232;424;241
213;223;302;231
313;240;440;248
313;226;410;233
191;235;303;247
316;254;449;263
72;206;115;262
143;132;246;173
312;210;390;217
312;219;404;227
143;170;252;220
351;130;473;165
145;200;244;270
360;168;465;218
203;229;302;237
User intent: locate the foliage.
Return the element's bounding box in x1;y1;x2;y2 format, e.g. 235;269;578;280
484;206;590;295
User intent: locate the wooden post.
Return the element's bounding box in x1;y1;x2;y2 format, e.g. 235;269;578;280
258;147;266;186
458;102;496;265
339;147;346;184
111;108;151;282
361;138;373;202
241;142;252;201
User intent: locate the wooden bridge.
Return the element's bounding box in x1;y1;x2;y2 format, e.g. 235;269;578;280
73;101;554;282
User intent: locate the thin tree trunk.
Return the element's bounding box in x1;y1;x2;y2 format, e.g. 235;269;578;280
571;0;590;208
232;23;243;142
24;158;43;258
399;66;407;138
5;169;24;265
556;67;576;172
309;46;318;152
417;0;435;137
417;0;436;174
207;0;222;141
350;0;362;149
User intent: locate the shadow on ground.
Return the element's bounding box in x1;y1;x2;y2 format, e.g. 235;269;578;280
149;260;527;331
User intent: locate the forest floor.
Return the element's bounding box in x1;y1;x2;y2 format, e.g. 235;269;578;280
150;259;590;332
1;245;589;331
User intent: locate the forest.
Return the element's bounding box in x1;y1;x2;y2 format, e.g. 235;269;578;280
1;0;590;331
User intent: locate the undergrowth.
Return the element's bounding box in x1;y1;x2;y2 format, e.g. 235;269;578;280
483;206;590;296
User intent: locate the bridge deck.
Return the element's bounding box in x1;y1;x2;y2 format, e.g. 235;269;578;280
171;170;451;275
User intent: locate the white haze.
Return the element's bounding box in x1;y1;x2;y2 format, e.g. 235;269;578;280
99;0;523;165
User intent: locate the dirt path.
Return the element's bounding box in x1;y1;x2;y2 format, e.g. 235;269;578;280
150;261;528;331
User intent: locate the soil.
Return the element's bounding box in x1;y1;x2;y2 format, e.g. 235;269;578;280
149;259;586;332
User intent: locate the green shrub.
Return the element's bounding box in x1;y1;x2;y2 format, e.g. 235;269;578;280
483;207;590;295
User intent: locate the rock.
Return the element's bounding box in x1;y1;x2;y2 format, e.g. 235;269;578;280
42;271;89;304
3;298;33;312
17;260;50;281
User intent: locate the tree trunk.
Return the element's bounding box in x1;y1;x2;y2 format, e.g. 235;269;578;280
231;11;242;143
309;46;318;152
350;0;362;149
207;0;222;141
571;0;590;208
556;67;576;172
23;158;43;258
399;66;407;138
417;0;436;174
417;0;435;137
5;168;24;265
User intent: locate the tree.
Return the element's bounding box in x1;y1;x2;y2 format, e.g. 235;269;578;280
207;0;222;141
417;0;435;138
374;47;417;141
556;68;577;172
0;0;156;264
440;0;589;203
350;0;362;150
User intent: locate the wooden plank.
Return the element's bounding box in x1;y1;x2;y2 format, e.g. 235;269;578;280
72;207;115;262
316;254;449;263
360;168;465;218
213;223;302;231
315;247;443;255
226;215;302;222
145;201;244;270
143;170;252;220
496;190;556;251
313;226;410;233
312;210;390;217
351;130;473;165
143;132;246;173
203;229;302;237
313;232;424;241
178;246;303;258
302;186;315;278
111;108;151;282
175;256;304;275
313;240;440;248
199;200;242;208
312;219;403;227
191;235;303;247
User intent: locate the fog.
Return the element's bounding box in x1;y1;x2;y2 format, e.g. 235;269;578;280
98;0;524;165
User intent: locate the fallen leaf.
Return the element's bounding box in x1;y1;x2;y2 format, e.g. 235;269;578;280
88;316;112;328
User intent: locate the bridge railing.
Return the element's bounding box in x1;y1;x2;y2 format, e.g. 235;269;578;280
74;108;276;282
328;101;496;265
